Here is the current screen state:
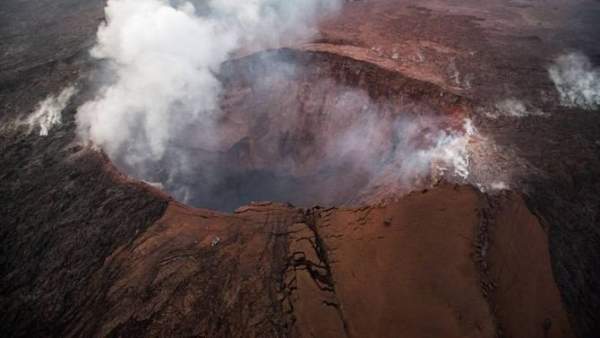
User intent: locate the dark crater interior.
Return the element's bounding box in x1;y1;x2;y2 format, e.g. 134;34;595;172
113;49;468;211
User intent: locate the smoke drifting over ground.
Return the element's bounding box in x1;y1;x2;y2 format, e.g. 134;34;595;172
549;52;600;110
490;98;547;118
77;0;341;161
24;86;77;136
76;0;480;210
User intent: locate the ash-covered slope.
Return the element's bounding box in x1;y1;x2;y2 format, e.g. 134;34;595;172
1;0;600;337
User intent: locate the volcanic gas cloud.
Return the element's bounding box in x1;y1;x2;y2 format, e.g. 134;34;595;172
75;0;478;211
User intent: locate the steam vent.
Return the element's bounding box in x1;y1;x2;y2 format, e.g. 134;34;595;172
2;0;600;337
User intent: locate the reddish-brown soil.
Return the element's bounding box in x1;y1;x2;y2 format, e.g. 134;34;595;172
2;179;572;337
291;185;572;338
487;193;573;338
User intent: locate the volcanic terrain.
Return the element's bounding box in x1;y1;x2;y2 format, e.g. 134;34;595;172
1;0;600;338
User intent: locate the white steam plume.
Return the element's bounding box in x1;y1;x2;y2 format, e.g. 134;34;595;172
489;98;547;118
354;115;478;202
549;52;600;110
26;86;77;136
429;118;475;180
74;0;493;209
77;0;340;165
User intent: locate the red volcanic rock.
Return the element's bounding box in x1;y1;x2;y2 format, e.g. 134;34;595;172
31;183;571;337
287;184;572;338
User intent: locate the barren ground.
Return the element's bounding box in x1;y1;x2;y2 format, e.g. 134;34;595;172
1;0;600;337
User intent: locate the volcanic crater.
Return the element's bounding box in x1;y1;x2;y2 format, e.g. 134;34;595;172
2;1;600;338
113;49;471;211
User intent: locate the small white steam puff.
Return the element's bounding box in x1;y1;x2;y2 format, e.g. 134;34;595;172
488;98;547;119
428;118;477;181
26;86;77;136
549;52;600;110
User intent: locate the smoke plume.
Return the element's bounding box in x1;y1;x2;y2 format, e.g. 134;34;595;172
490;98;547;118
77;0;341;163
75;0;481;210
549;52;600;110
26;86;77;136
